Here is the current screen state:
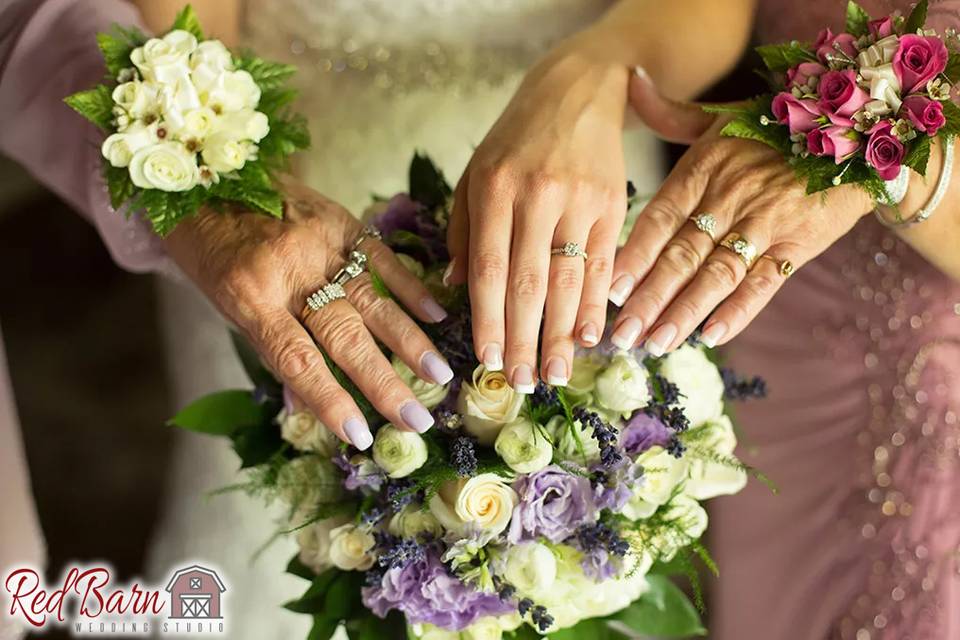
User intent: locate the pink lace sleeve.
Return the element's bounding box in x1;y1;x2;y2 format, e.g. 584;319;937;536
0;0;172;275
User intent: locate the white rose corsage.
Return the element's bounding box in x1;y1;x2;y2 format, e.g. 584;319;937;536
65;5;309;234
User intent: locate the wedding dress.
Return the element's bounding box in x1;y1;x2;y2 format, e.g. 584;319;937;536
147;1;665;637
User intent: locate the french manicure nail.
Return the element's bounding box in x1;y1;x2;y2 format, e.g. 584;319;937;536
611;316;643;350
580;323;600;346
512;364;535;394
645;323;678;358
400;400;434;433
442;259;456;287
634;65;649;79
421;351;454;385
545;358;568;386
699;321;728;349
608;275;636;307
421;297;448;323
482;344;503;371
343;417;373;450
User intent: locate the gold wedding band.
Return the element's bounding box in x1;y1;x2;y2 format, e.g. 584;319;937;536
757;254;795;278
719;232;758;268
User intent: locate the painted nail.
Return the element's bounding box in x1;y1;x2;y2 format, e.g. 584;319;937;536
343;417;373;450
421;351;454;385
634;65;649;79
645;323;678;358
400;400;434;433
421;297;448;323
482;344;503;371
580;323;600;347
512;364;536;394
699;321;728;349
545;358;568;386
442;258;456;287
611;316;643;350
608;275;636;307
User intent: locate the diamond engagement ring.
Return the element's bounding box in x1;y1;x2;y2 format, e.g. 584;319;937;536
719;232;758;268
332;250;369;286
550;242;588;260
351;225;382;250
691;213;717;240
305;282;347;312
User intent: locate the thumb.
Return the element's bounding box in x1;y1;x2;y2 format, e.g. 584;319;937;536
444;174;469;287
628;66;716;144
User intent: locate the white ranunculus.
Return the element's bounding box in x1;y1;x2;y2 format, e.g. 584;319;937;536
429;473;517;537
177;106;219;141
127;141;199;191
622;446;688;520
372;424;428;478
494;418;553;474
111;81;159;119
502;542;557;601
328;523;376;571
278;455;344;511
391;356;449;409
216;108;269;143
565;356;603;404
544;414;600;465
684;415;747;500
100;122;158;168
205;69;261;112
130;29;197;83
659;345;725;428
388;504;444;539
457;365;525;445
652;495;708;562
200;132;251;174
295;514;351;574
594;353;651;416
278;408;339;456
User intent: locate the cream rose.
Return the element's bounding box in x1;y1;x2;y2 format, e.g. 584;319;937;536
372;424;428;478
111;81;159;119
128;141;199;191
429;473;517;537
594;353;651;416
189;40;234;92
205;69;261;112
200;132;251;174
295;514;351;574
502;541;557;601
565;356;603;404
216;108;269;143
544;414;600;464
278;408;339;456
179;107;219;141
494;418;553;474
684;415;747;500
130;29;197;83
457;365;525;445
622;446;688;520
392;356;449;409
100;122;157;168
659;345;725;428
328;523;376;571
387;504;444;539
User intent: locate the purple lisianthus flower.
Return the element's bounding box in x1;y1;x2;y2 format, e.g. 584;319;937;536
508;465;597;544
620;412;672;456
362;551;512;631
580;547;621;582
332;451;384;492
371;193;448;265
592;459;642;511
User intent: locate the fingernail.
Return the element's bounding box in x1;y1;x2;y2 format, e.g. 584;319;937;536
634;65;649;79
580;323;600;346
608;275;636;307
400;401;434;433
699;321;728;349
421;297;448;323
442;259;456;287
645;323;678;358
545;358;568;386
611;316;643;350
512;364;535;394
421;351;454;385
482;344;503;372
343;417;373;450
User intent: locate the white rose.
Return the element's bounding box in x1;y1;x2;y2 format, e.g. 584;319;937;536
494;418;553;474
177;107;219;141
205;69;261;112
372;424;428;478
395;254;425;278
130;30;197;83
278;408;339;456
100;122;158;168
328;523;376;571
216;108;270;143
457;365;525;445
502;542;557;601
278;455;344;511
462;617;504;640
388;504;444;539
111;81;159;119
566;356;603;404
429;473;517;537
684;415;747;500
622;446;688;520
659;345;725;428
595;353;651;416
189;39;234;92
652;495;708;562
544;415;600;464
200;132;251;174
127;141;199;191
295;514;351;574
392;356;449;409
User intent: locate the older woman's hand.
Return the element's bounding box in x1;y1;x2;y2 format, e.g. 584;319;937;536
610;74;875;354
162;181;452;450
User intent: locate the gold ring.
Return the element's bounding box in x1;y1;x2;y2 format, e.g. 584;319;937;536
551;242;588;260
690;213;717;241
757;254;795;278
719;232;758;268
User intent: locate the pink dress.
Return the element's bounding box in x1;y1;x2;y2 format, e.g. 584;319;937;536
710;2;960;639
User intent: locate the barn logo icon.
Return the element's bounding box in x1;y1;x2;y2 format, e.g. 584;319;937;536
164;565;226;620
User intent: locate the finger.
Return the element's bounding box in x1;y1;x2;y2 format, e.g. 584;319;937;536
627;67;716;143
645;222;772;357
303;296;435;434
356;233;449;324
576;214;620;348
344;272;454;385
445;173;470;286
467;171;513;372
701;246;801;347
540;221;589;386
244;307;374;450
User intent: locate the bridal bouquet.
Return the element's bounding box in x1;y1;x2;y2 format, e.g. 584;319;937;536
171;155;768;639
716;0;959;200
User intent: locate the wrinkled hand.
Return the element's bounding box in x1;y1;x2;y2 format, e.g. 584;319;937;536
609;72;874;354
163;181;453;449
445;37;630;392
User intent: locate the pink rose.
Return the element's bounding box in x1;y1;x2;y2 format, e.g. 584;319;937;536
786;61;827;89
893;35;948;94
817;70;871;126
806;126;861;163
865;121;906;179
814;28;859;63
868;17;895;39
901;94;946;134
772;92;822;134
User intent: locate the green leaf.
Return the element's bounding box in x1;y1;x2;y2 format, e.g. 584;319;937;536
755;42;817;72
258;114;311;161
229;331;282;396
135;187;206;236
904;0;928;34
944;53;960;83
408;152;452;209
169;390;272;435
230;412;286;468
284;568;341;614
368;267;392;299
547;619;630;640
903;135;932;176
349;612;407;640
104;164;137;211
307;615;340;640
845;1;872;37
286;553;316;581
97;33;133;77
612;575;706;638
258;87;299;114
64;86;114;131
171;4;205;40
939;99;960;137
323;571;364;620
236;56;298;91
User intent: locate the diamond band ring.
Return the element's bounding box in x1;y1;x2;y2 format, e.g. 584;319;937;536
332;250;369;286
719;232;758;268
691;213;717;241
305;282;347;312
551;242;588;260
352;225;382;250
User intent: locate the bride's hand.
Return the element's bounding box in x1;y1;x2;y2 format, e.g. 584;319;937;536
162;182;452;449
444;34;630;391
